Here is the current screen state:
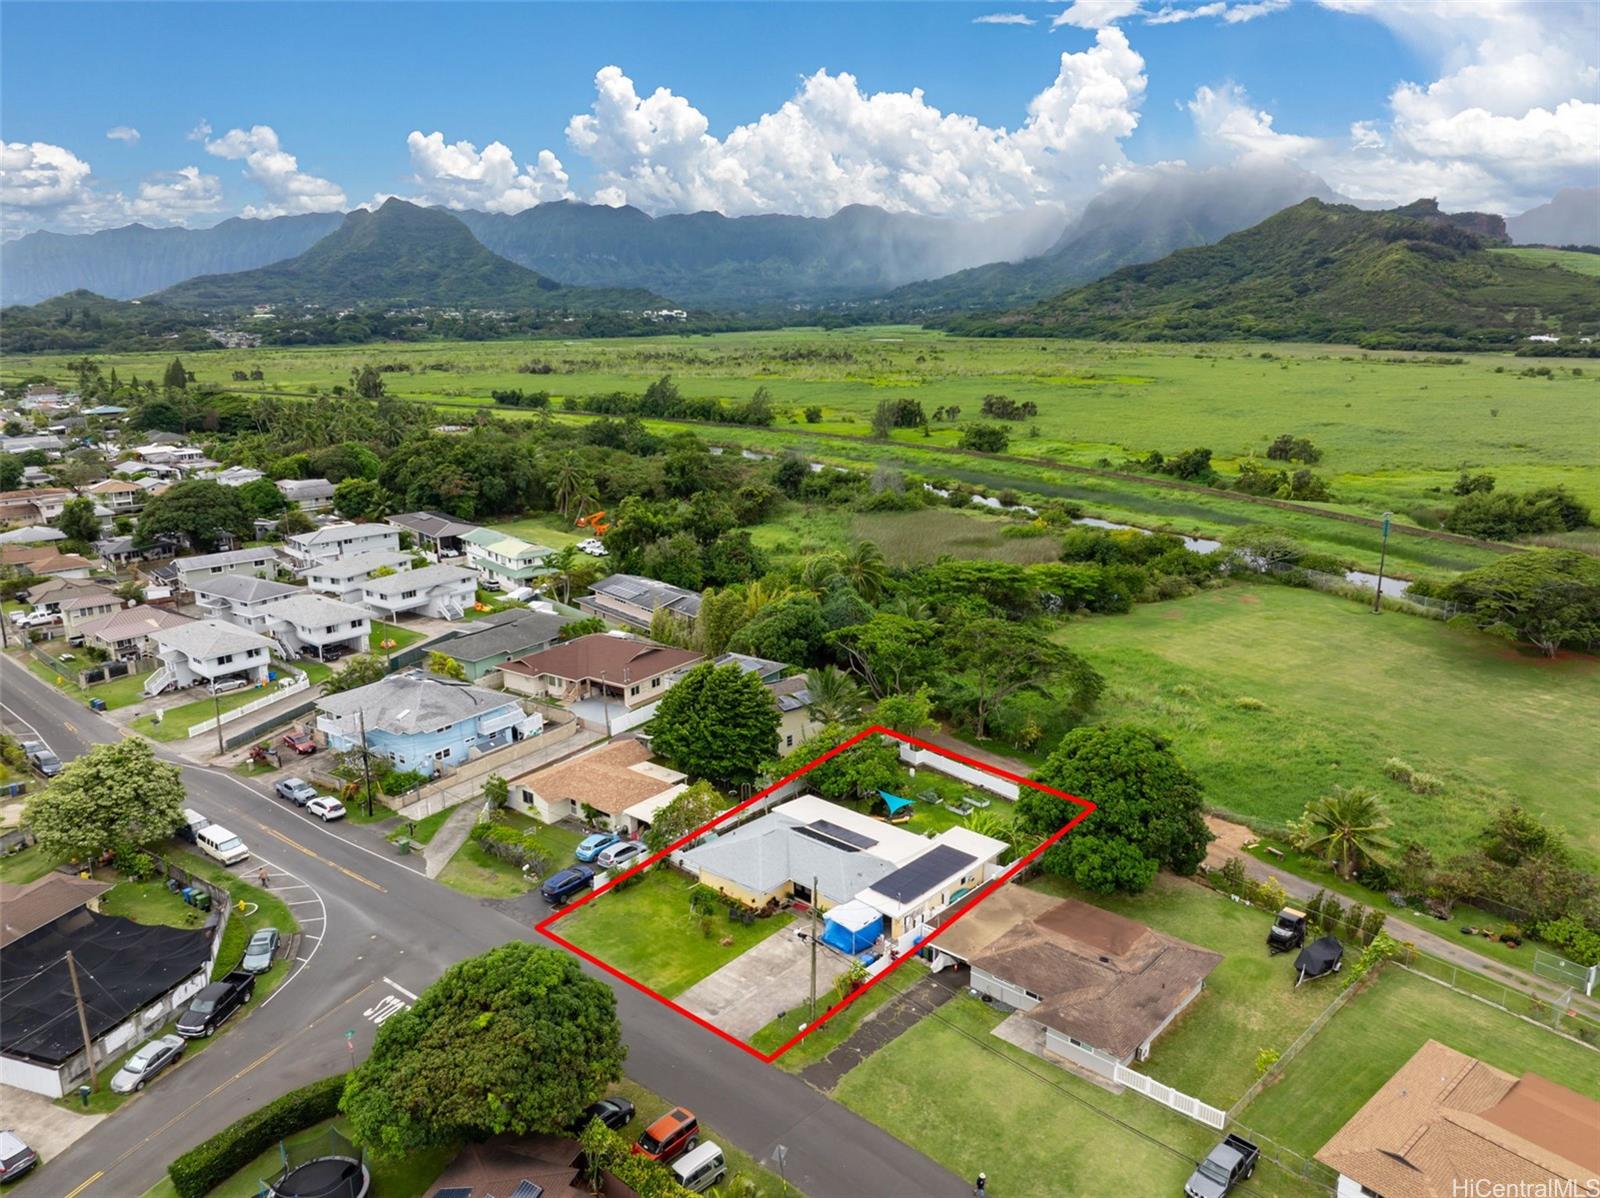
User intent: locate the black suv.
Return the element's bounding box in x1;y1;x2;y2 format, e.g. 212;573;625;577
540;864;596;905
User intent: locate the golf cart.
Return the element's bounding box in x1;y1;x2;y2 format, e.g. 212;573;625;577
1293;935;1344;987
1267;907;1308;955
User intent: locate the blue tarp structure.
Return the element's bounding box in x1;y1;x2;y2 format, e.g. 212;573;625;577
878;790;915;815
821;899;884;954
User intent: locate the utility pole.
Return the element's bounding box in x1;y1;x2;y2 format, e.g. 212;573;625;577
1372;511;1393;615
358;709;375;818
212;687;225;757
66;951;97;1088
809;875;819;1022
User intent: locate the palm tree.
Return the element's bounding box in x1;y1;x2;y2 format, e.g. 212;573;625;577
549;451;590;519
1298;786;1395;880
965;809;1039;866
738;579;796;622
803;665;865;726
840;540;889;602
798;552;844;594
879;594;930;621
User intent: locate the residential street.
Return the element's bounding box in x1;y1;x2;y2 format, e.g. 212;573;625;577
1;656;967;1198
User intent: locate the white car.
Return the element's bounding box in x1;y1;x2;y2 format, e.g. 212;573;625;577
576;538;609;557
596;840;646;869
109;1034;185;1093
306;796;346;822
12;611;58;629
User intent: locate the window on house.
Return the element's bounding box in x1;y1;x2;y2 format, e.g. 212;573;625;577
1024;989;1042;1002
785;734;794;747
651;677;661;688
434;748;452;761
217;653;233;664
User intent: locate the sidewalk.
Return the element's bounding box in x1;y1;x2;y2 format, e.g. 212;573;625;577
420;801;485;879
800;973;957;1091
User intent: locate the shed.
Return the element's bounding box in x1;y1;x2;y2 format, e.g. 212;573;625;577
822;899;884;955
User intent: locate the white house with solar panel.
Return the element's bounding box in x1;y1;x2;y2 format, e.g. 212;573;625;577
681;794;1006;953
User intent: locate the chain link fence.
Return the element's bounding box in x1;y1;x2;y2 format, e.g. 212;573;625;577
1395;956;1600;1048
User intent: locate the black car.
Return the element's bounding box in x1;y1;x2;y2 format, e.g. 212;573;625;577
568;1096;636;1137
540;864;596;905
176;971;255;1038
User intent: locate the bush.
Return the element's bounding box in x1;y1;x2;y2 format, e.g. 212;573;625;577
1537;916;1600;966
169;1074;346;1198
379;769;427;797
1254;1047;1282;1076
468;820;551;876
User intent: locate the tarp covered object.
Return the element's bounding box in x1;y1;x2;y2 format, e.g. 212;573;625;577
822;899;884;955
1294;935;1344;984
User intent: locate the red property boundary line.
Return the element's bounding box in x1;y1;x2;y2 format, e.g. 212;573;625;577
536;725;1095;1063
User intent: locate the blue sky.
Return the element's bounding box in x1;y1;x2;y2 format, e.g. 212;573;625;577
2;1;1595;234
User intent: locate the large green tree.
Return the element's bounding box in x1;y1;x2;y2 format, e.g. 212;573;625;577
323;653;389;694
25;739;185;866
641;780;726;853
138;479;251;552
1293;786;1395;880
647;663;779;783
828;613;940;697
943;618;1102;740
1019;725;1211;895
803;665;866;726
237;477;289;520
342;943;624;1156
726;594;827;666
1442;549;1600;658
55;496;101;547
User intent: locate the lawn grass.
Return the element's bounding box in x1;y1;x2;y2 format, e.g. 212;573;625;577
0;844;58;884
130;668;302;742
98;877;210;930
1024;873;1338;1106
835;989;1322;1198
437;837;533;898
293;657;334;686
1057;583;1600;865
556;867;796;998
750;959;928;1069
1240;966;1600;1158
389;802;456;845
370;620;425;653
174;847;299;985
486;511;585;549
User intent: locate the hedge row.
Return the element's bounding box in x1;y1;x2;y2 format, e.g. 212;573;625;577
168;1073;347;1198
469;819;551;874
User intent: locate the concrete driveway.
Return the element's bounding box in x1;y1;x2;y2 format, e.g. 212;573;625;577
0;1086;104;1166
677;924;852;1040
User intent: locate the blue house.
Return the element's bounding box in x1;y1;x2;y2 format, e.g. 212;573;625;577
314;669;543;778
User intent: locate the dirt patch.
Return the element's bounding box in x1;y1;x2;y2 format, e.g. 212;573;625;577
1237;593;1262;604
1203;814;1257;871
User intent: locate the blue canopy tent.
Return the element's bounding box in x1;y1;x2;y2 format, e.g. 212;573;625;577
821;899;884;955
878;790;915;817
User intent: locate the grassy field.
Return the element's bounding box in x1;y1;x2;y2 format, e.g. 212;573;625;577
1025;874;1338;1107
1058;583;1600;865
555;867;795;998
129;666;302;741
370;620;426;653
18;650;153;710
0;844;58;884
834;988;1322;1198
1240;966;1600;1158
1494;246;1600;278
436;812;585;898
11;328;1593;576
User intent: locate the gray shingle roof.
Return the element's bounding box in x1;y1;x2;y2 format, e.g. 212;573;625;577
151;619;275;659
389;511;481;540
359;563;476;596
316;670;519;736
175;546;280;573
290;522;403;548
307;550;413;580
587;573;702;618
262;593;370;627
187;574;299;604
440;609;568;662
276;478;335;500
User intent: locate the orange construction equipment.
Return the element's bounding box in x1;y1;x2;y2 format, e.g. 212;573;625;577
576;509;610;535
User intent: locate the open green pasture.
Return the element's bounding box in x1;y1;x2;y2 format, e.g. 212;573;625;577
1494;246;1600;278
1058;583;1600;865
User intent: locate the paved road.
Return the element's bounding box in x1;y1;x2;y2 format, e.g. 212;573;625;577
2;657;964;1198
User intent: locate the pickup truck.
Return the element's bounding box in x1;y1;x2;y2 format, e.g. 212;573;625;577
1184;1134;1259;1198
176;970;255;1038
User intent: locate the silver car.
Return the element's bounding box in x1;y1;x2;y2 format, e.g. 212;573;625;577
109;1034;185;1093
241;928;280;974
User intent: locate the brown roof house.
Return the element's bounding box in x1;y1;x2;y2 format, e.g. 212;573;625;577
958;895;1221;1082
499;633;702;734
1316;1040;1600;1198
507;736;686;834
77;604;194;660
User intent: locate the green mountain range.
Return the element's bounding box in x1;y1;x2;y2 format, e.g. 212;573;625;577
954;198;1600;348
154;199;665;311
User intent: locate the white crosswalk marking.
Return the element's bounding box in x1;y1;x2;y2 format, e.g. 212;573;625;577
363;994;409;1025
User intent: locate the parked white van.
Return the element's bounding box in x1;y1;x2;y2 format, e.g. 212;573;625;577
671;1143;727;1193
196;823;250;866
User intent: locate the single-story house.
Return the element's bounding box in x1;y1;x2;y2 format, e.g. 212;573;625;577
462;527;555;589
577;572;702;631
276;477;336;512
0;525;66;546
283;522;403;572
499;633;703;712
0;878;211;1096
173;545;281;589
87;478;145;513
304;549;414;602
145;619;275;696
0;434;66;457
389;510;481;558
94;535;169;567
57;587;122;630
2;545;96;580
189;572;301;632
259;593;371;660
683;795;1004;928
1317;1040;1600;1198
315;670;543;778
955;896;1222;1082
436;606;571;681
354;562;477;621
506;736;686;834
77;604;194;660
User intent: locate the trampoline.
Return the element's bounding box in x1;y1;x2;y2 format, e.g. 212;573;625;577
266;1157;369;1198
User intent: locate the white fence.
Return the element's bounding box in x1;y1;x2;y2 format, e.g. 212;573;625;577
1114;1064;1227;1129
186;673;309;737
898;744;1020;801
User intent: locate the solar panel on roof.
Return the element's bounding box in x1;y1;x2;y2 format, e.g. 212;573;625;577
796;819;878;852
869;844;978;903
433;1189;473;1198
508;1182;545;1198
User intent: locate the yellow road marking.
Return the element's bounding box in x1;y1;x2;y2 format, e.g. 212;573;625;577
61;1171;103;1198
257;823;386;893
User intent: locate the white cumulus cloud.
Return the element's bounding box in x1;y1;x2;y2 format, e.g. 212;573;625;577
563;31;1146;218
130;166;225;222
404;131;573;212
203;124;346;217
105;126;141;144
974;12;1038;25
1;142;228;235
1;141;94;210
1147;0;1286;23
1053;0;1143;29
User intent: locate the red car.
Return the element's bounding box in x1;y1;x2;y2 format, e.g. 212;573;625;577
280;731;317;755
634;1108;699;1163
